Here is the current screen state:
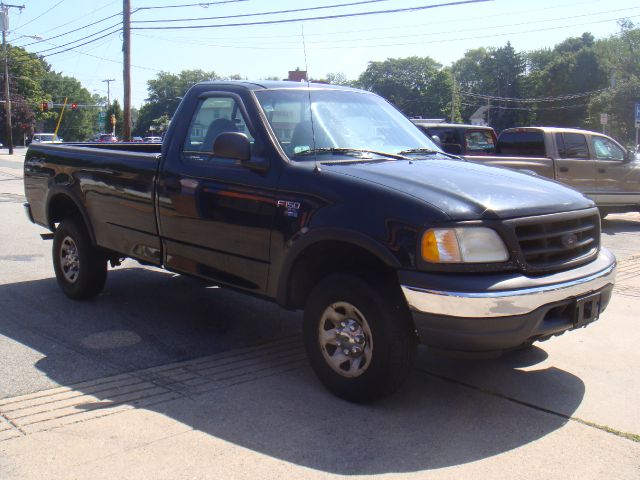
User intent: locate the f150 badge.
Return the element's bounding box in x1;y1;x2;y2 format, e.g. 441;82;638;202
277;200;301;218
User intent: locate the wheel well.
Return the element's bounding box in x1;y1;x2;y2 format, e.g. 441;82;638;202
47;194;92;241
285;241;399;310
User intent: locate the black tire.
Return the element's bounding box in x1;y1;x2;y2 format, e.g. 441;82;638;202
303;272;417;403
52;217;107;299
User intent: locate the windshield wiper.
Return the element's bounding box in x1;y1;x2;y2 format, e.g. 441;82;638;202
295;147;409;161
397;148;461;159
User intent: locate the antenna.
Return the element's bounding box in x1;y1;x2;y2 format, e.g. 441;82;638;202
301;24;320;173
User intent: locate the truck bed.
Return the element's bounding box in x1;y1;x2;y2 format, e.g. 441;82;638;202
24;143;163;264
463;155;555;179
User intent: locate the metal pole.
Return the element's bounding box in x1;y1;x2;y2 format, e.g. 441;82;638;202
450;73;456;123
3;28;12;153
102;78;115;107
123;0;131;141
53;97;67;140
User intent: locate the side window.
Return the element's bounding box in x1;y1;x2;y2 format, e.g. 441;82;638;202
182;96;254;164
592;136;624;161
559;133;589;159
465;130;496;154
497;132;545;156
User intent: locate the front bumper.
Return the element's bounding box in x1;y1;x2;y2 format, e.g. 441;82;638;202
400;248;616;353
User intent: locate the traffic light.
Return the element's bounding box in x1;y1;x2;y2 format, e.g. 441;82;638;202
41;102;48;112
71;102;78;111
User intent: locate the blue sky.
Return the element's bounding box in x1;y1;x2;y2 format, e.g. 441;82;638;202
7;0;640;107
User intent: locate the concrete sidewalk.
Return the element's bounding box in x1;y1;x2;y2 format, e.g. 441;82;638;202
0;337;638;480
1;283;639;479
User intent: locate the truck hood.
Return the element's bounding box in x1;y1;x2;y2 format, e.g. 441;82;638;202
324;158;593;220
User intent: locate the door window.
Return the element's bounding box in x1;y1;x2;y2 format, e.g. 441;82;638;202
557;133;589;159
591;136;624;161
182;96;253;164
464;130;496;154
497;131;545;156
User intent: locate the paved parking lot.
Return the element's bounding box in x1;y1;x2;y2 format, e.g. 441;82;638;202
1;150;639;479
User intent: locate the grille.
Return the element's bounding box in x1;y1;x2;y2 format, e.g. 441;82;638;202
513;211;600;271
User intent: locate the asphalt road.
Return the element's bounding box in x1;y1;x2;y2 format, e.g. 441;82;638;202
1;150;639;479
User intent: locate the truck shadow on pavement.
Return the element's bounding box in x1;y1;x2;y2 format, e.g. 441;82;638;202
0;267;586;474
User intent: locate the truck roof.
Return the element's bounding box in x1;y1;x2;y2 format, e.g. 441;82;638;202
501;126;599;135
194;80;361;92
411;121;495;130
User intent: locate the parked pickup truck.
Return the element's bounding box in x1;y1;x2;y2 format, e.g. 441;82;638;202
24;81;616;402
467;127;640;215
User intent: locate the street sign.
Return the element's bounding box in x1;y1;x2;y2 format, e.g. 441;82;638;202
600;113;608;125
635;103;640;127
98;111;106;120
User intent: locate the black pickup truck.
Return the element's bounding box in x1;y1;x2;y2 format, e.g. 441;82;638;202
24;81;616;402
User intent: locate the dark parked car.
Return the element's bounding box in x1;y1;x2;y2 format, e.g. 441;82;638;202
97;134;118;142
411;120;498;155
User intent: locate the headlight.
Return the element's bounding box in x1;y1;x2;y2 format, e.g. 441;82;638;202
421;227;509;263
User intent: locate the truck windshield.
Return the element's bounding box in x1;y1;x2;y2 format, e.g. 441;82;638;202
255;89;439;161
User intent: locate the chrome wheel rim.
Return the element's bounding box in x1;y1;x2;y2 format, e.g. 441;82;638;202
318;301;373;378
59;236;80;283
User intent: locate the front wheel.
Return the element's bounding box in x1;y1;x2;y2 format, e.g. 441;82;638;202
52;218;107;299
303;273;417;403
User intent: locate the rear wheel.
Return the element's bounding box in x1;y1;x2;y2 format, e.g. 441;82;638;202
52;218;107;299
303;273;416;403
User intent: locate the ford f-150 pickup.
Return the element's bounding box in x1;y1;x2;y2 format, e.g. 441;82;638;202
24;81;616;402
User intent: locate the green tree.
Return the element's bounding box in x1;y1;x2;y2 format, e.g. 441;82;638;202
587;21;640;143
527;33;608;128
453;43;528;130
134;69;218;135
357;56;451;118
40;72;97;141
0;44;49;144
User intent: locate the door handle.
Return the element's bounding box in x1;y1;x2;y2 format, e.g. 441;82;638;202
164;178;181;193
598;168;606;174
559;167;569;172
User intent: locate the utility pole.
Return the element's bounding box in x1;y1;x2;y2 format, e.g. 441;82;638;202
123;0;131;141
1;2;25;154
450;73;456;123
102;78;115;107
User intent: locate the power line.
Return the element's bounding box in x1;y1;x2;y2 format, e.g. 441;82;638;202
143;0;603;42
30;25;121;56
133;6;639;48
36;0;120;35
132;0;394;24
460;101;591;111
299;13;640;50
459;88;610;103
134;0;250;11
130;0;494;30
11;0;65;34
15;12;122;48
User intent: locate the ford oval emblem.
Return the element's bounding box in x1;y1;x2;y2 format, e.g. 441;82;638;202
561;233;578;249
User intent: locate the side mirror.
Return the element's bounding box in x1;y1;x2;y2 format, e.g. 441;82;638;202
443;143;463;155
212;132;251;162
624;149;635;162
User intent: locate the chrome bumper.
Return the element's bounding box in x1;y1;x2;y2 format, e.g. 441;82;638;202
401;249;616;318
